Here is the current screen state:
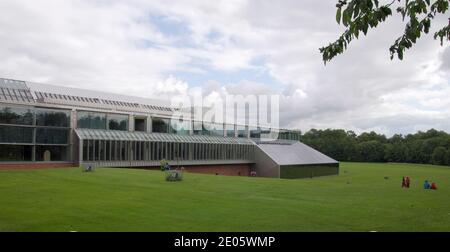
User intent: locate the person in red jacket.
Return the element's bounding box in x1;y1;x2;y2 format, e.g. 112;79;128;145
405;176;410;188
430;182;437;190
401;176;406;188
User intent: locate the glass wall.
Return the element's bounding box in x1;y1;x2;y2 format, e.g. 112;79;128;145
77;111;129;131
0;105;70;162
107;113;128;131
77;111;106;129
36;107;70;127
0;125;34;143
0;145;32;161
152;117;169;133
193;121;203;135
0;105;33;125
36;128;69;144
225;124;235;137
204;122;224;137
168;119;191;135
81;139;255;163
134;118;146;132
250;127;261;139
237;125;248;138
35;146;68;161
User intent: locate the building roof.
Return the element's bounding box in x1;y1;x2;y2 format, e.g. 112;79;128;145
75;128;254;145
0;77;180;115
256;141;338;165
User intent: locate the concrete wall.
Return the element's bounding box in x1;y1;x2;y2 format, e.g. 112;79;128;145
136;164;251;176
280;163;339;179
183;164;251;176
253;146;279;178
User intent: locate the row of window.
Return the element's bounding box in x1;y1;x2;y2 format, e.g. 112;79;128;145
77;111;128;131
0;105;70;127
0;126;69;144
82;140;254;162
0;105;278;139
0;145;68;161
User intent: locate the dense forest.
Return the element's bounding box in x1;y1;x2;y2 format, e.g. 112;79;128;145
280;129;450;166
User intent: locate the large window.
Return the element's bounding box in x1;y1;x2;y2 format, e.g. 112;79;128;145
134;118;146;132
152;117;169;133
206;122;224;137
0;105;70;162
225;124;235;137
0;145;32;161
36;128;69;144
107;113;128;131
193;121;203;135
77;111;106;129
0;125;33;143
35;146;68;161
0;105;33;125
237;125;248;138
36;108;70;127
169;119;190;135
250;127;261;139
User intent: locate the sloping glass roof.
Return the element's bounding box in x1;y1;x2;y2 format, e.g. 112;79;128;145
75;129;254;145
256;141;338;165
0;78;35;103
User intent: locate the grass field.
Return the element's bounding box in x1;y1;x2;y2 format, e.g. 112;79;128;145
0;162;449;231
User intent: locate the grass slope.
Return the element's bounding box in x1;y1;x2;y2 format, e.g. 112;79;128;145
0;162;449;231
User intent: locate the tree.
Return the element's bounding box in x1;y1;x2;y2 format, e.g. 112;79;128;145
320;0;449;63
431;146;447;165
445;149;450;165
357;140;386;162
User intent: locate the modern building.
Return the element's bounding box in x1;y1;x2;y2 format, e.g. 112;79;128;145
0;77;338;178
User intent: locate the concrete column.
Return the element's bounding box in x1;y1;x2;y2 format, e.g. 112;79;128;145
128;114;134;132
147;115;152;133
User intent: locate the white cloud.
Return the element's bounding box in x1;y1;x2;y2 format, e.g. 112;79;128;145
0;0;448;136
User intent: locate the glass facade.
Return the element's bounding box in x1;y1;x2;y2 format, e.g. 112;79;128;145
77;111;106;129
35;146;68;161
0;125;33;143
0;105;33;125
0;145;32;161
0;105;70;162
168;119;190;135
77;111;128;131
107;113;128;131
134;118;146;132
225;124;235;137
36;107;70;127
208;122;224;137
250;127;261;139
193;121;203;135
237;125;248;138
36;128;69;144
152;117;169;133
81;139;254;162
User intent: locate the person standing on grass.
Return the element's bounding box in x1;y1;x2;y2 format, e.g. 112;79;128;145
402;177;406;188
406;176;410;188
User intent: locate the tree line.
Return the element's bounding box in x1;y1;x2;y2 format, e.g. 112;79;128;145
280;128;450;166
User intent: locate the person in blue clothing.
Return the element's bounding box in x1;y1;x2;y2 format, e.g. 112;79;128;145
164;162;170;171
423;180;430;189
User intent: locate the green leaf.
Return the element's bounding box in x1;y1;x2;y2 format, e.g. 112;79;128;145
336;7;342;24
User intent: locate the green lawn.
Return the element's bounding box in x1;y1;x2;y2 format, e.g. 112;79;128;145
0;162;449;231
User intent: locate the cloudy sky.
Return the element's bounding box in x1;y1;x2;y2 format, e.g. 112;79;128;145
0;0;449;136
